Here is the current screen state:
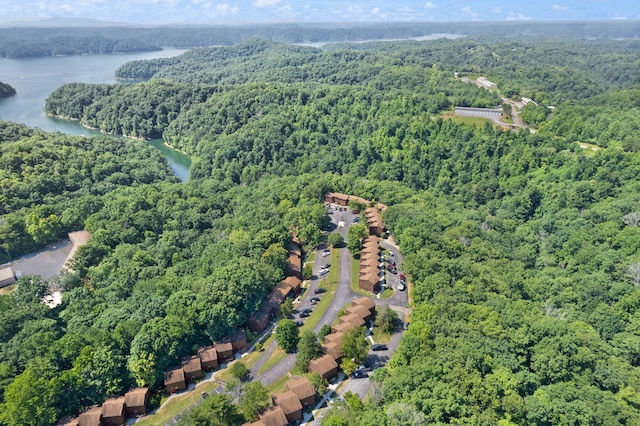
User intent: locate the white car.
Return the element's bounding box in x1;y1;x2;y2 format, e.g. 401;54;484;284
322;250;330;257
398;282;406;291
319;268;329;275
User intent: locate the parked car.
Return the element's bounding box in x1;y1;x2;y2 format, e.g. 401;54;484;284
314;288;327;294
399;273;406;283
397;282;405;291
295;321;304;327
352;210;360;215
322;263;331;269
310;296;321;304
319;268;329;275
351;369;368;379
388;251;394;256
299;311;311;318
352;216;359;222
371;344;388;351
322;251;330;257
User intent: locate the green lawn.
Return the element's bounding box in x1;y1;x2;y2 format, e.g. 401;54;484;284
448;115;496;128
136;380;221;426
258;247;340;374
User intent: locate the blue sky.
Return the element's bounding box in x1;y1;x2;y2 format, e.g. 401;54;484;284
0;0;638;24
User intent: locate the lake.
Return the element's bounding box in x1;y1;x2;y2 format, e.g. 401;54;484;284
0;48;191;182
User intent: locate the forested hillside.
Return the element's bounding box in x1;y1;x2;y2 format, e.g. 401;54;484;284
0;121;177;261
4;31;640;425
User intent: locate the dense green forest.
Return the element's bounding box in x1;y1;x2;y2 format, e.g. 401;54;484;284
0;121;178;261
1;20;638;57
0;82;15;98
4;30;640;425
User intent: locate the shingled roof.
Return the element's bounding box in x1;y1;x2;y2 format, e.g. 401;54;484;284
273;390;303;416
259;406;288;426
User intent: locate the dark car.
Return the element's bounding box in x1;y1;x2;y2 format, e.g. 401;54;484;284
299;311;311;318
295;321;304;327
351;369;368;379
310;296;321;304
371;344;388;351
314;288;327;294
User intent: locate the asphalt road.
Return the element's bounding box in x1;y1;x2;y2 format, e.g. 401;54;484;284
254;205;411;400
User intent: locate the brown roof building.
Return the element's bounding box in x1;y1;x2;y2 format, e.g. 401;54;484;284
338;313;366;327
215;341;234;362
286;377;316;407
308;354;338;380
181;355;203;382
247;307;271;333
273;391;303;423
198;346;219;371
164;367;186;393
258;406;288;426
77;405;102;426
282;275;302;294
0;267;16;288
324;332;344;345
346;304;373;323
101;397;125;426
324;192;350;206
358;271;379;293
332;319;360;335
229;329;248;352
124;387;149;417
321;341;343;362
351;297;376;314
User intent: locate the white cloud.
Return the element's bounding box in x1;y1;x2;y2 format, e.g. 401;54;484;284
371;7;380;15
552;4;569;10
507;12;531;20
424;2;437;9
216;3;239;15
252;0;282;7
491;6;502;13
461;6;477;18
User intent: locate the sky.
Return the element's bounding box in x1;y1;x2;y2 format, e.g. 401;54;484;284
0;0;638;25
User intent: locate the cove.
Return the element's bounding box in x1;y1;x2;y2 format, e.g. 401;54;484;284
0;49;191;182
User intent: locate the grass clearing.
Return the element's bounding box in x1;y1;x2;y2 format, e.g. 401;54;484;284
266;374;290;394
371;326;393;344
136;380;220;426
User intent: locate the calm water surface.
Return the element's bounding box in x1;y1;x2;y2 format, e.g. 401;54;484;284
0;49;191;182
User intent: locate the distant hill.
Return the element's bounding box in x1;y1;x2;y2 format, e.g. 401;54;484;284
0;81;16;97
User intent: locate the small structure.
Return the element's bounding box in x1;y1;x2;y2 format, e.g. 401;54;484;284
214;340;234;362
198;346;219;371
0;266;16;288
124;387;149;417
285;377;316;407
258;406;289;426
477;76;497;89
229;329;248;352
454;106;502;118
164;367;186;393
101;397;126;426
273;390;303;423
77;405;102;426
308;354;338;380
181;355;203;382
